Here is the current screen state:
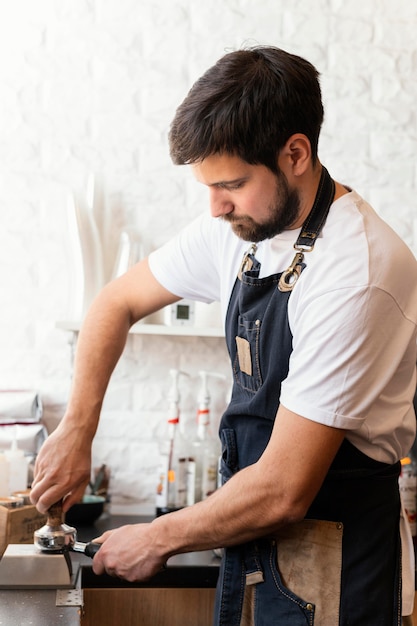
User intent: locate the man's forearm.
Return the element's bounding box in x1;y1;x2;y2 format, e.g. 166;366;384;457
31;260;180;513
64;258;179;432
148;411;345;559
30;283;135;512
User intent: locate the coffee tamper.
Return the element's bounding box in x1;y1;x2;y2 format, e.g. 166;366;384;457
34;500;77;552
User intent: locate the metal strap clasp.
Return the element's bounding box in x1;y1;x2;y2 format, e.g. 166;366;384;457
238;244;257;280
278;251;305;292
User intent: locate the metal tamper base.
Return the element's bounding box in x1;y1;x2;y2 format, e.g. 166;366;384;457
0;543;73;589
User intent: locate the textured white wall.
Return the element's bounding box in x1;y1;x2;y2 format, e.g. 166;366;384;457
0;0;416;512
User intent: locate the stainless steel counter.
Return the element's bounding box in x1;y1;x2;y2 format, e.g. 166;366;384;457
0;514;220;626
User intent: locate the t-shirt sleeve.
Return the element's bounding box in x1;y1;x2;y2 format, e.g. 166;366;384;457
148;213;222;303
280;283;416;432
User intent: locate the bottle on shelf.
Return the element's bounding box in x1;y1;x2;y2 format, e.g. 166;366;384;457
0;453;9;497
155;369;189;516
4;432;29;494
176;422;196;508
191;371;225;504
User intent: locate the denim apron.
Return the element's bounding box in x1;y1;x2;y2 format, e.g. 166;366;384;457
214;168;402;625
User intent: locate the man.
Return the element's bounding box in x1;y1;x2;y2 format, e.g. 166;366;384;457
31;47;417;624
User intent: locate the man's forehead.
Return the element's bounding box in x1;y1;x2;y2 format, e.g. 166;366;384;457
191;154;255;185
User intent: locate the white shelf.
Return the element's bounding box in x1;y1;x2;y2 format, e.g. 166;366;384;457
56;320;224;338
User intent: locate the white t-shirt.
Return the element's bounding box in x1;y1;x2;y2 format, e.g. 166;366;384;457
149;190;417;464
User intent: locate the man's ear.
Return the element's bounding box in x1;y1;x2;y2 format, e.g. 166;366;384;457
278;134;312;177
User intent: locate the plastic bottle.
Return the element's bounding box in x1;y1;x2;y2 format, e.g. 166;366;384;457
4;435;28;494
399;455;417;542
0;453;9;497
192;371;225;503
176;423;196;508
155;421;176;516
155;369;189;516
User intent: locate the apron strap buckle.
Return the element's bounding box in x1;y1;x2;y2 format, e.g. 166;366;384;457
278;251;304;292
238;244;258;280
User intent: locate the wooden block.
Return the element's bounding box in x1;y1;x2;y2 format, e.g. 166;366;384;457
0;504;47;556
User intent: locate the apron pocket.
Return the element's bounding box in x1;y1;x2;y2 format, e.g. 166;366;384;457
272;519;343;626
241;582;315;626
233;317;263;393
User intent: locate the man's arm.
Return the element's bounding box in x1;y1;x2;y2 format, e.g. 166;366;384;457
30;258;180;513
91;405;345;581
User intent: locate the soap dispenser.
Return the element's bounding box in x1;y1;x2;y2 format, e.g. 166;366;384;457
192;371;225;503
5;431;28;494
155;369;189;516
0;453;9;497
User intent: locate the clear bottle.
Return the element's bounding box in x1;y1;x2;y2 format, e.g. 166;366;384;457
399;455;417;542
155;369;189;516
199;408;221;501
5;437;28;494
192;371;224;503
176;424;196;508
0;453;9;497
155;417;177;516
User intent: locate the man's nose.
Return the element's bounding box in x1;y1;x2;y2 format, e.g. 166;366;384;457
209;188;234;218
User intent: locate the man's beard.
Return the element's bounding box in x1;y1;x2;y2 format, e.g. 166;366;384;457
222;172;301;243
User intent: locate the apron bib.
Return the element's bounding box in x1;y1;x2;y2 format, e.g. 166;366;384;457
214;168;402;626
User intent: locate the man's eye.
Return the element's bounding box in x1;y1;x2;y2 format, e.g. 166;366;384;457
226;182;244;191
215;181;245;191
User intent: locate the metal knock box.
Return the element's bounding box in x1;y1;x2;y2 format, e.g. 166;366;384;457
0;505;47;557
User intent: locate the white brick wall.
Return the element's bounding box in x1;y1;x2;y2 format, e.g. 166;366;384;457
0;0;416;513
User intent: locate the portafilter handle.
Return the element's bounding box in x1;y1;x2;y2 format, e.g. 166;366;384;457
72;541;102;558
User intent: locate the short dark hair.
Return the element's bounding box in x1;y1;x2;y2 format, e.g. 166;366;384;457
169;46;324;172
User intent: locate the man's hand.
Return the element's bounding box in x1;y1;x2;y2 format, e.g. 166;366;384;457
30;420;92;514
92;524;168;582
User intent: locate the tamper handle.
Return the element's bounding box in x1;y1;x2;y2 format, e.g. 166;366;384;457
47;499;64;527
